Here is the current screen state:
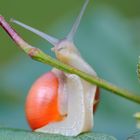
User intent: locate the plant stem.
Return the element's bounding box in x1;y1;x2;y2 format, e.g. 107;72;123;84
0;16;140;104
33;50;140;104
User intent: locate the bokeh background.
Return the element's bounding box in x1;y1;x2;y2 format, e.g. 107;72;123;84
0;0;140;139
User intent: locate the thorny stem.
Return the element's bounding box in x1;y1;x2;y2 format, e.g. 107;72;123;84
0;16;140;104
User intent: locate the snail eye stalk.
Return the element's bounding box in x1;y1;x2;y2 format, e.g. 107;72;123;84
11;0;90;44
11;19;59;46
67;0;89;42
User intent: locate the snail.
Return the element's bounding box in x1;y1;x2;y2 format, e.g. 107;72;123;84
10;0;99;136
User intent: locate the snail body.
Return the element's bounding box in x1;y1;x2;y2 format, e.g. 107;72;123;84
26;40;99;136
12;0;99;136
26;70;98;136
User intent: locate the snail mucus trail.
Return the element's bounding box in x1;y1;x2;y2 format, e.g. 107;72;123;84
0;0;99;136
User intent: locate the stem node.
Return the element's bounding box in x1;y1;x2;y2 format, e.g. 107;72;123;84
28;48;40;58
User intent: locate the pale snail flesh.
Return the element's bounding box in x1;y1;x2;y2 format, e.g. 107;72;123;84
11;0;99;136
36;40;97;136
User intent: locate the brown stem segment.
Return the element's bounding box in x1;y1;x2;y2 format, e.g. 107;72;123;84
0;16;32;53
1;15;140;104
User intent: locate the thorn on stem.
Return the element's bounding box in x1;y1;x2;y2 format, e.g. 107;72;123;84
10;18;14;23
0;15;3;22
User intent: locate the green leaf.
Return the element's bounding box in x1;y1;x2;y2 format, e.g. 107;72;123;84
0;128;117;140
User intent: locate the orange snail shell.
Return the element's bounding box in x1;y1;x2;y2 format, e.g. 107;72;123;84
25;71;99;130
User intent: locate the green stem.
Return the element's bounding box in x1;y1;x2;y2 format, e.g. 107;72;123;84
0;16;140;104
32;49;140;104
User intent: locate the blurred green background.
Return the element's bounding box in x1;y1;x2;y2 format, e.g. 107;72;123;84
0;0;140;139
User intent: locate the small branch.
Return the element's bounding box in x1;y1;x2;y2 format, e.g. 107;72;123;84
0;16;33;53
0;16;140;104
31;50;140;104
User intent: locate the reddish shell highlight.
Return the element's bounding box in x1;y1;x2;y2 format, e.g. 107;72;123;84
93;87;100;113
26;71;99;130
25;72;63;130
